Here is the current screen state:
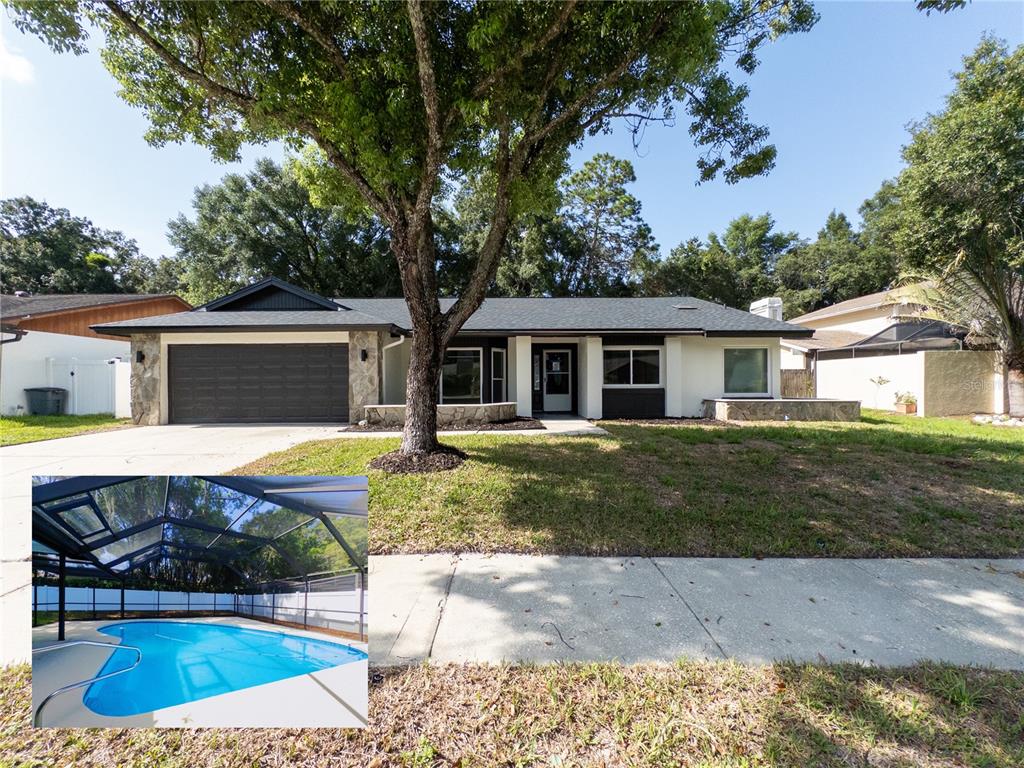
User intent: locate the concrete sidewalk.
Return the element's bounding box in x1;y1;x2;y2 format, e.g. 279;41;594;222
370;554;1024;669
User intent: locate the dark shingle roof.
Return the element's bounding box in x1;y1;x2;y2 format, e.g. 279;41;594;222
781;329;868;351
338;296;810;336
1;293;183;320
92;309;396;335
91;294;811;337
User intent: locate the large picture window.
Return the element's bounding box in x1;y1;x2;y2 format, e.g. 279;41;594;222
441;348;482;404
603;348;662;387
724;348;769;395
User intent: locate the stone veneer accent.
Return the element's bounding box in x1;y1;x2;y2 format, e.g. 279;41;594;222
364;401;518;427
130;333;161;425
348;330;383;421
703;398;860;422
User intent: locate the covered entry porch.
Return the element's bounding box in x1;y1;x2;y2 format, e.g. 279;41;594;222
384;333;671;421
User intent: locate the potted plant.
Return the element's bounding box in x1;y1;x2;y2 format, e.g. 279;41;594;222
894;391;918;415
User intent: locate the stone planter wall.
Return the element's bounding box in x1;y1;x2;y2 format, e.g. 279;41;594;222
364;401;518;427
703;398;860;422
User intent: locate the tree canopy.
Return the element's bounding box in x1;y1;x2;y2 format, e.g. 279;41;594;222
0;196;155;294
449;153;657;297
167;158;400;305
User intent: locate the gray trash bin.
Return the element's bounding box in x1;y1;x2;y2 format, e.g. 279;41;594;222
24;387;68;416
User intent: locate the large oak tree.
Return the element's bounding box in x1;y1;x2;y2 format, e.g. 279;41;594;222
11;0;816;454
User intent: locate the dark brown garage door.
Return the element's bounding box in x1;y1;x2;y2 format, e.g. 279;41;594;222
168;343;348;423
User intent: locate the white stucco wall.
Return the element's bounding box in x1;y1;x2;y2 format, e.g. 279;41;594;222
780;345;810;370
579;336;603;419
382;337;410;404
817;352;923;412
815;349;998;417
0;330;128;415
668;336;782;418
514;336;532;417
157;331;351;425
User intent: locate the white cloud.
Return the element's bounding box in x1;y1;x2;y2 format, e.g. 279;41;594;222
0;34;34;85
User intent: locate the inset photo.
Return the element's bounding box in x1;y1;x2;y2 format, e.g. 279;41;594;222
30;475;367;728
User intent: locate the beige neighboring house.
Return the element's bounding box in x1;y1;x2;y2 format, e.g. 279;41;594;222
778;286;1007;417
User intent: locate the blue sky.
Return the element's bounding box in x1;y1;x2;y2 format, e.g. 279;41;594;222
2;2;1022;262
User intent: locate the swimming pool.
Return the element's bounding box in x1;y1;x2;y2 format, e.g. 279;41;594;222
83;621;367;716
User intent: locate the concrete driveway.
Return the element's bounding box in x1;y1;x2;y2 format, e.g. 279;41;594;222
0;423;344;664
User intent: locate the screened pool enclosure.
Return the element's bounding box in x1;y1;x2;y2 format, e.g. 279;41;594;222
32;476;368;640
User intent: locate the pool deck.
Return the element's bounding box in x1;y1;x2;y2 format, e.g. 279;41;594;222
32;616;368;728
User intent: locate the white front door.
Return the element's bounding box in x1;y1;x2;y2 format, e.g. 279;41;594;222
542;350;572;412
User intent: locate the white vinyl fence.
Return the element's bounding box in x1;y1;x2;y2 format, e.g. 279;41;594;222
34;586;235;615
234;572;367;638
34;575;367;639
0;330;129;415
45;359;122;415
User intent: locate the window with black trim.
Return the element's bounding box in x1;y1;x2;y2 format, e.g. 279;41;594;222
491;348;506;402
602;348;662;387
441;348;483;404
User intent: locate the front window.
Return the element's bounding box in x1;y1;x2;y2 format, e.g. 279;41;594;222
441;349;482;404
724;348;769;395
491;348;506;402
603;348;662;387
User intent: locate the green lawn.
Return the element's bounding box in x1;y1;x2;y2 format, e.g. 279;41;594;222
0;414;130;446
3;661;1022;767
236;411;1024;558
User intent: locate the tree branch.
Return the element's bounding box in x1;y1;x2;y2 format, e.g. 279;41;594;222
256;0;348;77
460;1;577;108
407;0;443;231
103;0;254;110
515;10;670;171
104;1;397;227
442;120;514;343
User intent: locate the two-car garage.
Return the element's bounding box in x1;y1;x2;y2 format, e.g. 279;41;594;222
167;343;349;424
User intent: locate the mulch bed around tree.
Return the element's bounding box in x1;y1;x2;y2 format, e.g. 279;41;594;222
346;417;545;432
368;444;468;473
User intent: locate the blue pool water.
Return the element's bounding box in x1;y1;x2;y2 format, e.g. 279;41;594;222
84;621;367;716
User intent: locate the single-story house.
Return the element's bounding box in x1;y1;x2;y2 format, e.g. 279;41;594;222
1;293;191;416
779;286;1006;416
92;277;818;425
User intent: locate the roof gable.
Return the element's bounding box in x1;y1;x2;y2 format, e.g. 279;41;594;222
200;277;342;312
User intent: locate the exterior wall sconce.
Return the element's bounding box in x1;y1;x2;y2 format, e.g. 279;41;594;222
360;349;368;362
135;351;145;363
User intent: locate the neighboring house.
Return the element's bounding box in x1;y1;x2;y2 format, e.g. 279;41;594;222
779;285;1006;416
1;293;191;416
92;277;811;425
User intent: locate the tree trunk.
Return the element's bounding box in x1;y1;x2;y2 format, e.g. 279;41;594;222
401;322;444;454
1009;367;1024;417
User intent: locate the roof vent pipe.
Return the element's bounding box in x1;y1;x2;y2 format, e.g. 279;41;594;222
750;297;783;321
